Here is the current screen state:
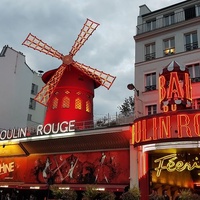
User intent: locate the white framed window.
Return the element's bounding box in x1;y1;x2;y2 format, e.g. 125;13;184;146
185;32;198;51
146;19;156;31
146;105;157;115
163;37;175;56
29;98;36;110
164;13;175;26
27;114;32;121
145;72;156;91
187;63;200;82
145;43;155;61
31;83;38;95
197;5;200;16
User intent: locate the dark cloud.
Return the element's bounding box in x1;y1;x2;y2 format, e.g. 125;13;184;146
0;0;183;117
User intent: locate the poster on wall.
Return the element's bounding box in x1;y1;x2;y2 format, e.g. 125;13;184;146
0;150;129;185
0;157;27;182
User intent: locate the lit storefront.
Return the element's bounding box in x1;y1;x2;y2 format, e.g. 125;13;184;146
133;61;200;200
0;124;132;199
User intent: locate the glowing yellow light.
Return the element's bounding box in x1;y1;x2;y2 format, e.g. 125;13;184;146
154;153;200;177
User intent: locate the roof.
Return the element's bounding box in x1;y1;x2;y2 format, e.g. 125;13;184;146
142;0;190;17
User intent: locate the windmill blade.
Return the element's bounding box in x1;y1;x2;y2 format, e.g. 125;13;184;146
34;65;66;106
73;62;116;90
69;19;100;57
22;33;63;59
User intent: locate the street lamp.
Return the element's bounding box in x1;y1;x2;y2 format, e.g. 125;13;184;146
127;83;139;96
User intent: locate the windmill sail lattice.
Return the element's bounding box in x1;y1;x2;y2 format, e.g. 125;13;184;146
69;19;100;57
73;62;116;89
22;33;63;59
34;65;66;106
22;18;116;107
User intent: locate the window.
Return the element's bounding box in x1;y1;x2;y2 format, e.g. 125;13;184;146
164;13;175;26
187;63;200;82
145;72;156;91
27;114;32;121
75;98;82;110
192;98;200;109
146;19;156;31
52;97;58;109
86;100;91;113
29;98;36;110
197;5;200;16
146;105;157;115
0;45;7;57
185;32;198;51
62;96;70;108
31;83;38;95
145;43;155;61
184;6;196;20
163;38;175;56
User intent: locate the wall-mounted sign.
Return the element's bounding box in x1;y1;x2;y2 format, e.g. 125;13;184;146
154;153;200;177
159;61;192;112
0;161;14;175
0;150;129;186
0;120;75;141
133;110;200;145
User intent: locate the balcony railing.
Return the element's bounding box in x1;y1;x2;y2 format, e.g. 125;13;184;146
191;77;200;83
145;53;156;61
145;85;156;91
136;10;198;35
185;42;198;51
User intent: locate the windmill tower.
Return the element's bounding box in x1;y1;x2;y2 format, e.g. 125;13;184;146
22;19;116;127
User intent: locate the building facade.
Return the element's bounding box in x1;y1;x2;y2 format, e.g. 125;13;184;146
134;0;200;199
0;45;46;130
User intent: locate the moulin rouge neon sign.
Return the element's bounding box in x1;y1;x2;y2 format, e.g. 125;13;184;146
0;120;75;141
154;154;200;177
133;111;200;144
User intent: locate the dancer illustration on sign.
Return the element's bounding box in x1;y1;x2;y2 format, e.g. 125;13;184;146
95;152;109;183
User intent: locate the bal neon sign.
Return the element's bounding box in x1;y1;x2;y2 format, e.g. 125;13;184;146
154;154;200;177
159;62;192;112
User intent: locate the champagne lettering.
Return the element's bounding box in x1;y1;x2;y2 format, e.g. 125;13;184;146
0;162;15;175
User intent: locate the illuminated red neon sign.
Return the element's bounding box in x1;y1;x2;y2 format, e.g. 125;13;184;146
133;110;200;145
159;61;192;112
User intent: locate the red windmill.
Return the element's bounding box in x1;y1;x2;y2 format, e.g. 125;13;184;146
22;19;116;127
